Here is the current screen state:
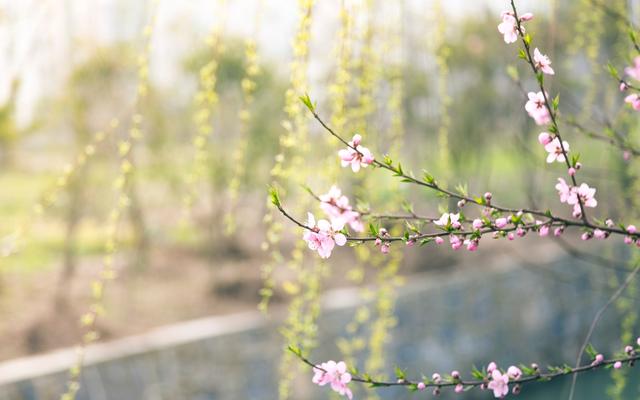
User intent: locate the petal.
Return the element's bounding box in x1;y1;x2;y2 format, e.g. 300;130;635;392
334;233;347;246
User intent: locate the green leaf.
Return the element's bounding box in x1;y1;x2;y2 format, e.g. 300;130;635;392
287;344;301;357
299;93;315;113
585;343;598;359
268;186;281;207
552;94;560;111
423;170;435;184
518;49;527;60
607;63;619;79
395;366;406;380
524;33;532;46
536;71;544;85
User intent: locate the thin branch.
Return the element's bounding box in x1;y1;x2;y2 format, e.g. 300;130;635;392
567;261;640;400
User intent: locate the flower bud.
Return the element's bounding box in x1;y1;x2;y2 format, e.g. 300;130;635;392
417;382;426;391
614;361;622;369
568;167;576;176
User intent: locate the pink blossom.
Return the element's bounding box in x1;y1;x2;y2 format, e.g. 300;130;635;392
614;361;622;369
568;183;598;216
625;236;634;245
620;82;629;91
338;134;374;172
625;345;634;355
581;232;592;241
434;213;462;229
319;186;364;232
555;178;572;203
495;217;508;229
554;226;564;236
465;239;479;251
625;94;640;111
627;225;637;234
516;228;526;237
498;13;519;44
455;384;464;393
507;366;522;380
593;229;607;239
435;236;444;245
451;370;460;379
303;213;347;259
538;132;553;145
525;91;551;125
484;192;493;202
432;373;442;383
507;232;515;240
473;219;484;230
417;382;426;391
450;235;463;250
568;167;576;176
544;138;570;163
533;48;554;75
625;56;640;81
312;360;353;399
488;370;510;398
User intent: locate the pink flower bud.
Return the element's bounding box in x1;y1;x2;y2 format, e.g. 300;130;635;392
406;239;415;247
624;150;632;161
575;162;582;169
457;199;466;208
624;236;634;245
620;82;629;91
432;373;441;383
593;229;607;239
538;132;553;145
451;370;460;379
487;362;497;373
472;219;483;230
512;384;522;395
554;227;564;236
435;236;444;245
433;387;440;396
417;382;426;391
495;217;508;229
517;228;526;237
519;12;534;21
581;232;592;241
375;238;382;246
636;337;640;346
507;232;515;240
627;225;637;234
625;345;634;355
507;365;523;379
484;192;492;201
568;167;576;176
614;361;622;369
591;354;604;366
480;383;487;390
380;242;390;254
455;383;464;393
605;219;614;227
539;225;549;237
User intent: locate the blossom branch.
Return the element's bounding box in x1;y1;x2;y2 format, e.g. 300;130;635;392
509;0;589;223
297;104;637;241
290;344;640;397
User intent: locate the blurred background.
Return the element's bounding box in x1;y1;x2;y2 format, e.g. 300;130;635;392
0;0;639;399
